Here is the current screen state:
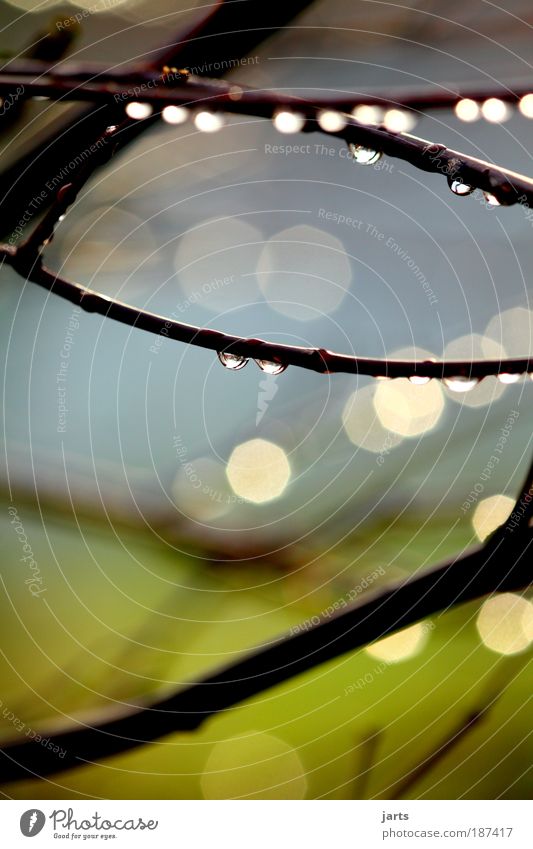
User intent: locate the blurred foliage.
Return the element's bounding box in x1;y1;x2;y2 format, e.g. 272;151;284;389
1;494;530;800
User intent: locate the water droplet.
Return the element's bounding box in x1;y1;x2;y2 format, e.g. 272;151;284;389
255;359;287;375
409;375;431;385
443;376;479;392
497;373;520;384
218;351;248;370
484;191;501;206
349;143;382;165
448;177;474;196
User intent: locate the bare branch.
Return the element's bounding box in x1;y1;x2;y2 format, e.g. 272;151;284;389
1;118;531;381
1;505;530;782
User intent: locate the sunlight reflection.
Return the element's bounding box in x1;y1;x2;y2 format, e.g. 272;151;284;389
226;439;290;504
472;494;515;541
201;733;307;799
476;594;533;655
366;622;430;663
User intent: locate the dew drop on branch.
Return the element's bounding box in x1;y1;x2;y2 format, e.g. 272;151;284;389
497;373;521;384
443;376;479;392
218;352;248;370
448;177;474;196
255;359;287;375
484;191;501;206
348;144;382;165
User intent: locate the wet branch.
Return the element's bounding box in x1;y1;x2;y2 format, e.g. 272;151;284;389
1;474;531;782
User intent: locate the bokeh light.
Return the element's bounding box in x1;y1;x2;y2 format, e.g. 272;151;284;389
383;109;416;132
455;98;480;122
201;733;307;799
476;594;533;655
125;102;153;120
443;334;506;407
273;111;306;134
374;377;444;437
352;104;383;125
162;105;188;125
173;216;263;311
194;111;224;132
317;110;346;132
226;439;291;504
171;457;235;521
55;205;158;288
481;98;510;123
518;93;533;118
256;224;352;320
366;622;430;663
5;0;61;9
484;307;533;357
68;0;133;10
342;384;403;453
472;494;515;541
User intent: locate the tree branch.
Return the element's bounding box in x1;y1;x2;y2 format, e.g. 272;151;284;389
1;113;532;381
1;494;530;782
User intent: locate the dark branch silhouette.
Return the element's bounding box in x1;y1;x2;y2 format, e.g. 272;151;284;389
0;118;531;380
1;468;531;782
0;0;532;785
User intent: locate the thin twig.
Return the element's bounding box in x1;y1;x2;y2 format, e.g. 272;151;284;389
384;657;531;799
0;115;531;381
352;728;383;799
2;243;530;380
0;0;532;785
3;60;533;111
2;71;533;206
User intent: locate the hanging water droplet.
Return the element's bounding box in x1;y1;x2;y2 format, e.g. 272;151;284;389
443;376;479;392
218;351;248;370
255;359;287;375
484;191;501;206
349;143;382;165
409;375;431;385
448;177;474;196
497;372;520;384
